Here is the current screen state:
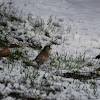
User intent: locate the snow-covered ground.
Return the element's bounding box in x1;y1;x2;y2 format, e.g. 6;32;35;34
0;0;100;100
3;0;100;30
2;0;100;56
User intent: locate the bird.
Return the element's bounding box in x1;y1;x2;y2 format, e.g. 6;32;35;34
33;45;51;68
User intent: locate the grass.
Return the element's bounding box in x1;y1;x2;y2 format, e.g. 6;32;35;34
50;52;86;70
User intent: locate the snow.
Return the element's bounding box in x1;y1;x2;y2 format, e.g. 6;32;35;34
2;97;14;100
0;0;100;100
3;0;100;35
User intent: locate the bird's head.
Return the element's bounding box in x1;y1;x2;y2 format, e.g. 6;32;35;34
43;45;51;53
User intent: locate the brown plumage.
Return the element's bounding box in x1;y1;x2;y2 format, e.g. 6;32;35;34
34;45;51;66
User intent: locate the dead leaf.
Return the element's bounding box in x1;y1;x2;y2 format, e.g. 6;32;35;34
10;43;20;48
0;48;11;57
96;67;100;71
87;63;93;67
95;54;100;59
